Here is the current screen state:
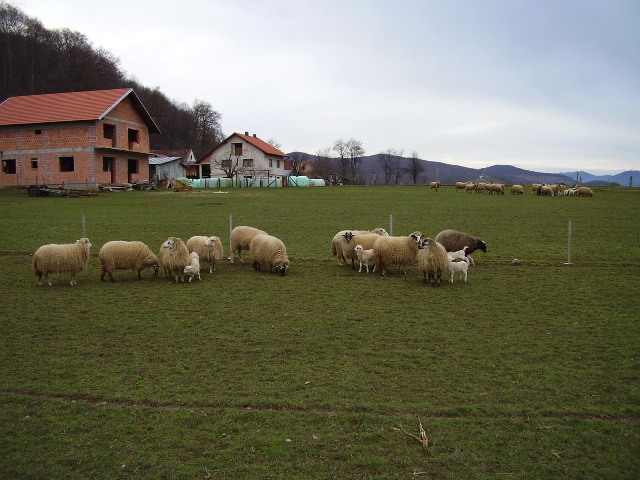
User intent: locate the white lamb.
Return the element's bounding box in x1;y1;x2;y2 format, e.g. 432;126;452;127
448;257;469;284
447;246;475;266
183;252;201;282
354;244;375;273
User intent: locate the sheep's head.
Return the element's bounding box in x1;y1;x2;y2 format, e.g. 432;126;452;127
410;232;423;245
77;238;92;248
275;261;289;276
162;238;175;249
204;236;218;246
183;265;194;274
151;264;159;277
354;244;364;253
476;239;487;253
343;231;354;243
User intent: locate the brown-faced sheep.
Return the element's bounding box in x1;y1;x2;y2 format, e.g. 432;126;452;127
33;237;92;286
230;226;267;263
99;240;158;282
434;230;487;260
418;237;449;286
186;235;224;273
373;231;423;276
159;237;190;283
250;234;290;276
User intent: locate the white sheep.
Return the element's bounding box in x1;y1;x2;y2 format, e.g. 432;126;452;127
446;246;475;266
249;233;290;276
32;237;92;286
230;226;267;263
99;240;159;282
510;184;524;195
183;252;201;282
159;237;190;283
373;231;423;276
186;235;224;273
417;237;449;286
448;257;469;284
340;231;384;270
354;244;375;273
331;227;388;266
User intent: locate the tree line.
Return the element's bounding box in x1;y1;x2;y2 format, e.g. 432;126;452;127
0;2;224;158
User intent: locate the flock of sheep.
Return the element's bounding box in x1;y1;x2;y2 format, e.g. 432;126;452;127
452;181;594;197
332;228;487;286
31;224;486;288
31;226;290;287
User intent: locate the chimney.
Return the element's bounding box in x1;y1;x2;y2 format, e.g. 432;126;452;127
253;134;257;138
245;131;249;136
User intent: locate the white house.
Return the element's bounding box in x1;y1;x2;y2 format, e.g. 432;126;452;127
196;132;287;184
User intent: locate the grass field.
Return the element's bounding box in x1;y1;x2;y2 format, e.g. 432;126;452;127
1;184;639;479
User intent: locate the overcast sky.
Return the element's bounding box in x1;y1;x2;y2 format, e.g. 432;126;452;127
15;0;640;174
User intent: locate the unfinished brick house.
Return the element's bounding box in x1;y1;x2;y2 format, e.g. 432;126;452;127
0;88;160;188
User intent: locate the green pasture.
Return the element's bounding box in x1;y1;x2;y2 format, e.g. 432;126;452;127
1;185;639;479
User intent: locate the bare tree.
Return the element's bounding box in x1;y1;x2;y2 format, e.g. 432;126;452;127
312;148;335;184
210;143;247;179
191;99;223;157
266;138;281;149
346;138;365;184
378;148;404;185
406;151;425;185
333;139;350;184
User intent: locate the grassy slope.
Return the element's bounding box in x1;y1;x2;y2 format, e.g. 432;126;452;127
0;185;639;479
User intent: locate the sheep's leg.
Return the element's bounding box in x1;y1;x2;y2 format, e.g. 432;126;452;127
450;271;454;284
37;272;43;286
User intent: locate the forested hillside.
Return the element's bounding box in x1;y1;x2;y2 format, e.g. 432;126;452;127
0;2;224;157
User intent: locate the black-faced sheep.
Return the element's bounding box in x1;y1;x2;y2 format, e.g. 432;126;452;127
186;235;224;273
99;240;158;282
354;244;375;273
373;231;423;276
417;237;449;286
448;257;469;284
340;231;385;270
183;252;201;282
159;237;190;283
331;227;388;266
230;226;267;263
249;233;290;276
433;230;487;261
32;237;92;286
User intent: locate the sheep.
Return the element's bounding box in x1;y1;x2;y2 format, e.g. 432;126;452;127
249;233;290;276
447;246;475;266
354;244;375;273
230;226;267;263
32;237;92;286
464;182;476;193
99;240;159;282
489;183;505;195
186;235;224;273
433;230;487;264
159;237;190;283
430;181;440;191
539;185;555;196
373;231;423;276
331;227;388;265
455;181;468;191
448;257;469;284
340;231;384;270
183;252;201;282
417;237;449;286
577;186;594;197
510;184;524;195
531;183;543;194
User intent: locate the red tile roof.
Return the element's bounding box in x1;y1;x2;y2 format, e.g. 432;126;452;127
0;88;160;133
197;132;286;162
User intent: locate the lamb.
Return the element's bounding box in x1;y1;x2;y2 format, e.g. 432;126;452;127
331;227;388;265
447;246;475;266
340;231;384;270
159;237;190;283
186;235;224;273
99;240;159;282
417;237;449;286
230;226;267;263
434;230;487;260
354;244;375;273
510;184;524;195
373;231;423;276
32;237;92;286
448;257;469;284
249;233;290;276
183;252;201;282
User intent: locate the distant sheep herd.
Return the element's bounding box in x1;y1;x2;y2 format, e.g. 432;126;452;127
30;181;590;286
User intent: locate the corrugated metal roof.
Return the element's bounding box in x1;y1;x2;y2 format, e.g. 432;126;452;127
149;156;182;165
0;88;160;133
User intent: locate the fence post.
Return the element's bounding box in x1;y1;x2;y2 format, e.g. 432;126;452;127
565;218;573;265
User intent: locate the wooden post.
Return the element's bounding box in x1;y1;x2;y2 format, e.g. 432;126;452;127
564;218;573;265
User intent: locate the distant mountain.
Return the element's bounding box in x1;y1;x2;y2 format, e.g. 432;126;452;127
291;153;596;185
559;170;640;187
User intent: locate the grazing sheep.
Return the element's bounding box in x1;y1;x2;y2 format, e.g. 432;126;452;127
510;184;524;195
489;183;505;195
99;240;159;282
455;181;468;191
563;187;579;196
531;183;543;194
446;246;475;266
539;185;555;196
183;252;201;282
417;237;449;286
373;231;423;276
434;230;487;259
331;227;388;265
577;186;594;197
250;234;290;276
159;237;190;283
354;244;375;273
448;257;469;284
33;237;92;286
186;235;224;273
430;181;440;191
230;226;267;263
